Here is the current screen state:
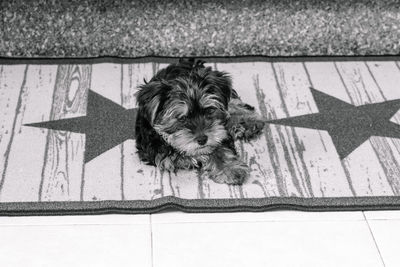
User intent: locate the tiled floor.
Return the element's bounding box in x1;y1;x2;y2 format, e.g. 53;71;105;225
1;211;400;267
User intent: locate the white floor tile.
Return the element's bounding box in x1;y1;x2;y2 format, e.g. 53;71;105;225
367;220;400;267
152;220;383;267
363;210;400;220
0;224;152;267
0;214;150;225
152;210;364;224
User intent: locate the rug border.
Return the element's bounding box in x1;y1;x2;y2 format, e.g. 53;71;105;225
1;196;400;216
0;54;400;65
2;55;400;215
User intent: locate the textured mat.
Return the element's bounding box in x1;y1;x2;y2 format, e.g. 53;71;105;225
1;56;400;215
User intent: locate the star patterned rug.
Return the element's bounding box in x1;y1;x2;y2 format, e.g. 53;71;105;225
1;56;400;215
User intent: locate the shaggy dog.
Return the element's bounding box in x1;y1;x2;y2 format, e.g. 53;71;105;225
135;58;265;185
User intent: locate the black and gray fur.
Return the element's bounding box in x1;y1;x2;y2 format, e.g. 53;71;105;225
135;58;265;185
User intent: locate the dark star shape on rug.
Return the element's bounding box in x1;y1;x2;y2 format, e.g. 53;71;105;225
266;88;400;159
25;88;400;163
25;90;137;163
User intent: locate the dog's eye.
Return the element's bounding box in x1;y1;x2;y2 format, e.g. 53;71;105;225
177;115;187;122
205;108;216;115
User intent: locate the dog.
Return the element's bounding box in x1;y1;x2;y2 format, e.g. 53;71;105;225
134;58;265;185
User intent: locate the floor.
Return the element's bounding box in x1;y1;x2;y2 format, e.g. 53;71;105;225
0;210;399;267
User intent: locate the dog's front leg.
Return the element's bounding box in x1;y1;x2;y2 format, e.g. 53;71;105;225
156;152;200;173
200;146;250;185
227;98;265;141
155;153;178;173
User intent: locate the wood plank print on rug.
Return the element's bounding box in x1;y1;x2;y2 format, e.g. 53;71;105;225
1;60;400;203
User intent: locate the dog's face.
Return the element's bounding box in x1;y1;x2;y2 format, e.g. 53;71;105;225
136;67;232;156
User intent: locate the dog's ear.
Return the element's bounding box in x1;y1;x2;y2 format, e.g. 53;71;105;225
135;80;170;125
178;58;206;70
207;70;233;108
178;57;195;68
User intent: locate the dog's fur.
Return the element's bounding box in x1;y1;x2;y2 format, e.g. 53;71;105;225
135;58;265;185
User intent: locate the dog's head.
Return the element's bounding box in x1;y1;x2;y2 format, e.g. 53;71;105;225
135;61;232;156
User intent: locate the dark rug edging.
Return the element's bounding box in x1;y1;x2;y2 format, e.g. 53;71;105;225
2;196;400;216
0;55;400;65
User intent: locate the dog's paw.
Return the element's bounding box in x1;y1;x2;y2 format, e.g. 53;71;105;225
230;124;246;140
206;160;250;185
242;117;266;141
227;99;265;142
230;117;265;141
156;155;176;173
175;156;200;170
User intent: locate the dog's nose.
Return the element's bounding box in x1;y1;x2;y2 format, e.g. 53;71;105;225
197;135;208;145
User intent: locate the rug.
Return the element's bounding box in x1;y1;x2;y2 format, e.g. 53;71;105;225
1;56;400;215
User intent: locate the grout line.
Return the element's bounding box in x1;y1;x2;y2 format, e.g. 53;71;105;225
0;223;149;227
362;211;386;267
395;61;400;72
150;218;366;225
364;218;400;221
150;215;155;267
